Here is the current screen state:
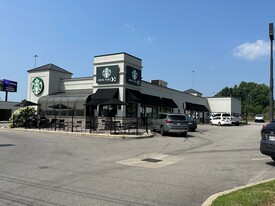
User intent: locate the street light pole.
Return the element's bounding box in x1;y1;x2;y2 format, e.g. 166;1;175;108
192;70;195;89
269;23;274;121
34;55;38;68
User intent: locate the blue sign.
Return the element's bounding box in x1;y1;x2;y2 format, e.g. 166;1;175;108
3;79;17;92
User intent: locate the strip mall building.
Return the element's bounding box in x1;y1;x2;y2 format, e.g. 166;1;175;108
23;52;241;127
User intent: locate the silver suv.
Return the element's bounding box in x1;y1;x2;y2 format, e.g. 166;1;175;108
151;113;189;136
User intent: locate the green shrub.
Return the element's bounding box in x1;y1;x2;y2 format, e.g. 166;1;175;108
9;107;37;128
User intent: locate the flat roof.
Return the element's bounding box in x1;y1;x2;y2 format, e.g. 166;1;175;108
94;52;142;61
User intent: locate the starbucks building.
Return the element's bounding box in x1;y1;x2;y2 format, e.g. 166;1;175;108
27;52;237;129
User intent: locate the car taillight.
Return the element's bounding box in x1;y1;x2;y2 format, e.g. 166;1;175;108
261;132;267;140
165;120;173;123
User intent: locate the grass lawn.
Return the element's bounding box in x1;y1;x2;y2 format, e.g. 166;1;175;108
211;180;275;206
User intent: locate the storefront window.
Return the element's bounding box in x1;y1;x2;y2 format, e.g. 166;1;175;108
38;93;90;117
99;105;117;117
162;107;172;113
46;99;55;115
146;106;158;118
126;103;137;117
38;102;47;116
60;103;68;116
75;102;84;116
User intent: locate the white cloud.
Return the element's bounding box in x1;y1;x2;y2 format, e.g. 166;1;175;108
124;24;154;44
124;23;136;32
146;36;152;43
233;40;269;60
209;65;217;71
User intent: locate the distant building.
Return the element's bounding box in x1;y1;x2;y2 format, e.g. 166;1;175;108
207;97;241;117
0;101;19;121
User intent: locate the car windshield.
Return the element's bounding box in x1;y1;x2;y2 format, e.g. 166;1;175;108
168;115;186;120
222;114;230;117
186;115;193;121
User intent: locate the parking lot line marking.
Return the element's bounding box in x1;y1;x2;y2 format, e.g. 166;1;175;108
251;157;271;161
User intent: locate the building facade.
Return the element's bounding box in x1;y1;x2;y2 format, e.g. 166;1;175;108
25;52;241;128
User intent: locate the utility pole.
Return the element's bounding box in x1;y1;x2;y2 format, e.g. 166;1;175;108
269;23;274;121
192;70;195;89
34;55;38;68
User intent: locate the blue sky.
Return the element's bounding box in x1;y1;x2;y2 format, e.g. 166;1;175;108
0;0;275;102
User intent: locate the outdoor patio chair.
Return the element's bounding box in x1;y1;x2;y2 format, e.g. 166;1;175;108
58;119;66;130
74;120;82;132
101;119;110;130
50;118;58;130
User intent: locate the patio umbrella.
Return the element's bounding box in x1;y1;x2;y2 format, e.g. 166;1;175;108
14;100;39;107
99;99;128;106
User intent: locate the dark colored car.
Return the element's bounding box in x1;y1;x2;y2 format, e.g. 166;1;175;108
186;115;197;132
260;121;275;162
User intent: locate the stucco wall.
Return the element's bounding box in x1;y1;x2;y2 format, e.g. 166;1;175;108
207;97;241;115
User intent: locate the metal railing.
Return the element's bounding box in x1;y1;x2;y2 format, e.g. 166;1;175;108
37;115;150;134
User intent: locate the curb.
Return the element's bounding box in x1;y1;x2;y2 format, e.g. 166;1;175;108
0;127;154;139
201;178;275;206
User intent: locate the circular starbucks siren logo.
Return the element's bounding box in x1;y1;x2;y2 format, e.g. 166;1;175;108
102;67;111;78
32;77;44;96
132;70;138;80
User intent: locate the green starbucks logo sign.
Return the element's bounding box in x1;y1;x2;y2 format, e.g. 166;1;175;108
132;70;138;80
32;77;44;96
102;68;111;78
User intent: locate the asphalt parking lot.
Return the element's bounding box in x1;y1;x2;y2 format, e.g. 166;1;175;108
0;122;274;206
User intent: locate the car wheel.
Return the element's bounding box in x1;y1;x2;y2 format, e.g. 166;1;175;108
181;132;187;137
191;128;195;132
160;126;166;136
218;122;221;126
272;157;275;161
210;121;213;125
151;123;156;132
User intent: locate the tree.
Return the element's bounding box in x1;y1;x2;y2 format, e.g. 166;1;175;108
215;81;269;118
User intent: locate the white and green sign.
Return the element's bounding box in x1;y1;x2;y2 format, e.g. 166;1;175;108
96;65;119;84
32;77;44;96
126;65;141;86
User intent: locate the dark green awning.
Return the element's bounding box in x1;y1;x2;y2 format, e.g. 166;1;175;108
162;98;178;108
142;94;165;106
126;89;143;103
86;88;119;105
185;102;209;112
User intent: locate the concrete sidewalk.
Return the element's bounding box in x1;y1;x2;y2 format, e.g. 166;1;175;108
0;122;154;139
